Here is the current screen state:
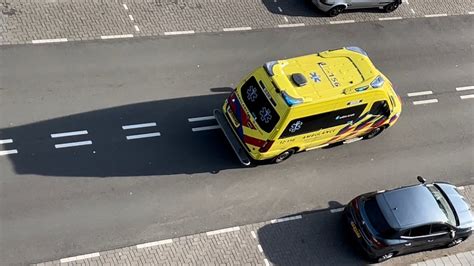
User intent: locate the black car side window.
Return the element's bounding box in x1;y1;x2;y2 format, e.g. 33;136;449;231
430;224;450;234
408;225;431;237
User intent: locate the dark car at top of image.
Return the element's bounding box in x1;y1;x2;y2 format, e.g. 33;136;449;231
312;0;402;17
344;176;473;263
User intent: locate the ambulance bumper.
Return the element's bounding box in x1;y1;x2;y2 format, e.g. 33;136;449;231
213;109;252;166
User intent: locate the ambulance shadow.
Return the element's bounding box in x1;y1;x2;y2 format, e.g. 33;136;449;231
0;91;246;177
261;0;326;17
257;200;369;265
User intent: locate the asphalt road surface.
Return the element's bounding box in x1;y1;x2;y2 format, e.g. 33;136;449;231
1;15;473;265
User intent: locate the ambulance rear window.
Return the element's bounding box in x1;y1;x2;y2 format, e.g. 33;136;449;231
241;76;280;133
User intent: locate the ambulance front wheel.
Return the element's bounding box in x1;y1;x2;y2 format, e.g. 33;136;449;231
272;148;296;164
363;127;385;140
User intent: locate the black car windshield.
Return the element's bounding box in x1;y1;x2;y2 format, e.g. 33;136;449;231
427;185;457;226
364;197;396;237
240;76;280;133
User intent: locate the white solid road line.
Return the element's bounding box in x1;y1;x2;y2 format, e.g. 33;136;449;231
136;239;173;249
188;116;215;122
101;34;134;40
271;215;302;224
330;20;355;24
60;252;100;263
164;30;195;36
460;94;474;100
456;86;474;91
51;130;88;138
469;11;474;15
206;226;240;236
413;99;438;105
126;132;161;140
407;90;433;97
0;150;18;156
55;141;93;149
330;207;345;213
378;17;403;21
122;122;157;130
192;125;220;132
32;38;68;44
0;139;13;144
223;27;252;32
278;23;305;28
425;13;448;17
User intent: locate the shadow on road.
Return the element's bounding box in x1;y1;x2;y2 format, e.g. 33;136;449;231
0;90;248;177
257;202;370;266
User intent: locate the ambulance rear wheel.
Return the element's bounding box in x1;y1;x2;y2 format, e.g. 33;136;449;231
272;149;296;164
363;127;384;140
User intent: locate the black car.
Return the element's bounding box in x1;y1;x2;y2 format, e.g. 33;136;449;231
344;176;473;262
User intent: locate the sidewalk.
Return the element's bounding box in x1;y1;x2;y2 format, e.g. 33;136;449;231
37;184;474;265
1;0;473;45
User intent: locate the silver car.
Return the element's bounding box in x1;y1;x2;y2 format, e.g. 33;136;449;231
312;0;402;17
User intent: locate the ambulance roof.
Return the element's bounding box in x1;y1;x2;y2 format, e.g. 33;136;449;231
268;47;380;103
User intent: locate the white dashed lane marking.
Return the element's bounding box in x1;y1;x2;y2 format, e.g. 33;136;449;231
278;7;283;13
460;94;474;100
0;139;13;144
126;132;161;140
192;125;220;132
271;215;302;223
32;38;68;44
223;27;252;32
407;91;433;97
188;116;215;122
60;252;100;263
0;150;18;156
164;30;195;36
51;130;88;138
129;15;134;21
101;34;134;40
456;86;474;91
413;99;438;105
379;17;403;21
330;207;345;213
136;239;173;249
330;20;355;24
425;13;448;17
206;226;240;236
134;25;140;32
122;3;128;10
278;23;305;28
55;140;93;149
122;122;157;130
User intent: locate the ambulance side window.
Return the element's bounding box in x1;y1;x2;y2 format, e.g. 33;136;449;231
369;101;390;117
280;104;367;138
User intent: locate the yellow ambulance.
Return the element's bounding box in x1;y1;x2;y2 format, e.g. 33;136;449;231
214;47;402;165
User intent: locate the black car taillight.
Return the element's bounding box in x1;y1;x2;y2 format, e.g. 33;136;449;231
259;140;274;152
368;235;387;249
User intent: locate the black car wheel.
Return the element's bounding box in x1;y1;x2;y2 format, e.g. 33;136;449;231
447;238;464;247
375;252;394;263
362;127;384;140
328;6;345;17
272;149;296;164
383;2;399;13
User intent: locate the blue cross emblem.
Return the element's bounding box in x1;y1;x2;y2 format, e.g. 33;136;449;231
310;72;321;82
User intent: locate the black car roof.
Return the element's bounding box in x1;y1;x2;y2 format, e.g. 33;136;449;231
376;184;448;230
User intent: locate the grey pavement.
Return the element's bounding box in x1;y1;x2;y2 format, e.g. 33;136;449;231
38;185;474;265
1;14;473;266
0;0;473;45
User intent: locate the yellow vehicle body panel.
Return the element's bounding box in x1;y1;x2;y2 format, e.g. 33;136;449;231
220;47;402;162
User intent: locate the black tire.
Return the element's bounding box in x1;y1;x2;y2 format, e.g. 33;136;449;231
383;2;399;13
272;149;296;164
362;127;384;140
447;237;464;248
327;6;345;17
373;252;394;263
